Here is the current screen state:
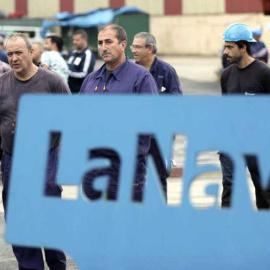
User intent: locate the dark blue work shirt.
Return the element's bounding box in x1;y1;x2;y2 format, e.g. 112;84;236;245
80;58;158;158
150;57;182;94
250;41;268;63
0;50;8;64
80;58;158;95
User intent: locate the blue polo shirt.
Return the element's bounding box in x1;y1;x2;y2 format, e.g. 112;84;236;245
150;57;182;94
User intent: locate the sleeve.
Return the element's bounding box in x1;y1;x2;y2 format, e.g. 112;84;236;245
135;72;159;94
255;47;267;58
220;72;227;95
69;50;93;79
51;73;71;94
164;67;182;95
261;67;270;94
41;51;51;67
55;81;71;94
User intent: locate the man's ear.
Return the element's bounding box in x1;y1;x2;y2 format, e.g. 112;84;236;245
241;44;247;53
29;48;34;58
148;45;154;54
121;40;127;51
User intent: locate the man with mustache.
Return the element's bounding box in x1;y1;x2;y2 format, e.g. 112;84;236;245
79;23;158;202
220;23;270;209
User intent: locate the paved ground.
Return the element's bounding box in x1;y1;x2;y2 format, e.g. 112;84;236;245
0;56;254;269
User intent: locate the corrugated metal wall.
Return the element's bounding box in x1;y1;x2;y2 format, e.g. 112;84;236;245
28;0;59;18
16;0;28;16
60;0;73;13
110;0;125;9
0;0;267;17
226;0;263;13
164;0;182;15
126;0;163;15
183;0;225;14
74;0;108;13
0;0;15;15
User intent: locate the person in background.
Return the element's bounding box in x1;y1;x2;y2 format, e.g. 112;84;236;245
131;32;182;95
0;32;8;64
250;28;268;63
131;32;182;197
0;59;10;74
68;29;95;94
41;35;69;83
32;41;44;66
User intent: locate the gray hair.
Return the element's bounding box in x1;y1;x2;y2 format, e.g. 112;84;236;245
5;32;32;51
134;32;157;54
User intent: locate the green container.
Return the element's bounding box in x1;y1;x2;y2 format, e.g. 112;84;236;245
114;13;149;59
0;18;43;27
61;12;149;59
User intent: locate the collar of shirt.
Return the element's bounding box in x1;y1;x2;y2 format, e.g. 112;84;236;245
75;47;88;55
95;57;130;82
149;56;158;73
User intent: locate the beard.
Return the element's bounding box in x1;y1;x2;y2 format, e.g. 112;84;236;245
75;44;83;51
227;54;242;64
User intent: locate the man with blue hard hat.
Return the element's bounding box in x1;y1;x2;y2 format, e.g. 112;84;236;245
250;28;268;63
220;23;270;209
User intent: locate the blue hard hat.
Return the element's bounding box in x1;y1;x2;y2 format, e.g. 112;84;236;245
223;23;256;42
252;28;262;36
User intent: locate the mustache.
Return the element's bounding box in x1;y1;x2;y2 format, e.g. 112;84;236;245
102;51;111;56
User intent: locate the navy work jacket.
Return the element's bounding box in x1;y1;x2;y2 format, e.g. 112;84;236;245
80;58;158;95
150;57;182;94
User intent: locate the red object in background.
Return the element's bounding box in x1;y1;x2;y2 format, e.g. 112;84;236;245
8;11;26;18
262;0;270;14
164;0;182;15
226;0;263;13
60;0;74;13
15;0;27;16
109;0;125;8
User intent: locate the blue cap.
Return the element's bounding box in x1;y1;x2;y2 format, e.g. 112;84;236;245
252;28;262;36
223;23;256;43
